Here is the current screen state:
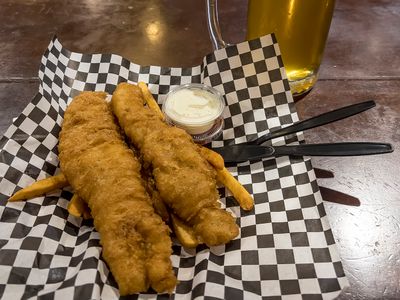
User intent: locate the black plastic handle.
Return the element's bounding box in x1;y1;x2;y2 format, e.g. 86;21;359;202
247;100;376;145
273;142;393;157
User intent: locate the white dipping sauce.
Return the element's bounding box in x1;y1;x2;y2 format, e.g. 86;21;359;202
163;85;224;135
167;89;220;123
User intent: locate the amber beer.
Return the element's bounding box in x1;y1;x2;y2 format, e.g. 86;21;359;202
247;0;335;96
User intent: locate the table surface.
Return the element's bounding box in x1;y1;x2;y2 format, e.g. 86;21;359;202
1;0;399;298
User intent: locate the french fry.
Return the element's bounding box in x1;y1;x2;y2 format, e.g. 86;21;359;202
216;168;254;211
67;194;93;219
199;145;254;210
8;173;69;202
198;146;225;170
82;204;92;220
171;214;200;248
138;82;165;121
67;194;86;218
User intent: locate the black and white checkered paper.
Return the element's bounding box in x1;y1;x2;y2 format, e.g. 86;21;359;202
0;35;348;299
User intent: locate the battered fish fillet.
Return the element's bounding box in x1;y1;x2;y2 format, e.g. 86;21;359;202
58;92;176;295
111;83;239;246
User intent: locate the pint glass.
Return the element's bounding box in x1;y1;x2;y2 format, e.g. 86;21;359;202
247;0;335;95
206;0;336;96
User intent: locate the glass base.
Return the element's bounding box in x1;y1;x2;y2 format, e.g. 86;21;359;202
288;72;318;97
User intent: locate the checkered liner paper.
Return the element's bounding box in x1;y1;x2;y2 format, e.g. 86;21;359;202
0;35;348;299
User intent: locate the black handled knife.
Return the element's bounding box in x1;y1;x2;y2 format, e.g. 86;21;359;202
213;142;394;163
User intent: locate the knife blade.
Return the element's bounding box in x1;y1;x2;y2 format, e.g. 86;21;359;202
213;142;394;163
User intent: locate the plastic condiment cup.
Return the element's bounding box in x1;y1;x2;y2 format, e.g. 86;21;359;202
162;83;225;144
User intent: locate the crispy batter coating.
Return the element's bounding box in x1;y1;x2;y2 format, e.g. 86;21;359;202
58;92;176;295
111;83;239;246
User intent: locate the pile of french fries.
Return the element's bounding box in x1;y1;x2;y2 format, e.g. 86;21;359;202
8;83;254;248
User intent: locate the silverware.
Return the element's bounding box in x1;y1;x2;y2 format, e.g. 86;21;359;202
211;100;394;163
213;142;393;163
246;100;376;145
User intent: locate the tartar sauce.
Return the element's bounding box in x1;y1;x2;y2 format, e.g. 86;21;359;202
163;84;225;137
166;89;220;124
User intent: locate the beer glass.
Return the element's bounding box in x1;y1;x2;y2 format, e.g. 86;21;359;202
206;0;335;97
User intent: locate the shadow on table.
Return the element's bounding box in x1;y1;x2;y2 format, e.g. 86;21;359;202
314;168;361;206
